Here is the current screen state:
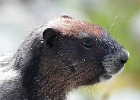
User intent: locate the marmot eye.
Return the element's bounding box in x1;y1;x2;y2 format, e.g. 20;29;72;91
83;40;92;48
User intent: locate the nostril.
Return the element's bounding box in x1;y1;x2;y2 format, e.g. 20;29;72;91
120;59;127;64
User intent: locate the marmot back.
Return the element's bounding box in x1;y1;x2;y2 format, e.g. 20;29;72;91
0;15;129;100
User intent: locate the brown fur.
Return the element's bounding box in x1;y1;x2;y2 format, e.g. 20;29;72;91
0;15;129;100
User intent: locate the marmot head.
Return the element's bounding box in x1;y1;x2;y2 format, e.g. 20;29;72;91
37;15;129;93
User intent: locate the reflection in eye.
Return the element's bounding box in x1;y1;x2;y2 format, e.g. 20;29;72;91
83;40;92;48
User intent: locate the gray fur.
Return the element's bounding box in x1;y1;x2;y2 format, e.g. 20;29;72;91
0;16;129;100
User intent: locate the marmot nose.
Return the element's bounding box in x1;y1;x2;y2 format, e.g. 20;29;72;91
120;49;129;64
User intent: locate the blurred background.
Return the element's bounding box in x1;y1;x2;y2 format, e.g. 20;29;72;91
0;0;140;100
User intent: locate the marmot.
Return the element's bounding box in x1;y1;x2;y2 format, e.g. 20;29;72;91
0;15;129;100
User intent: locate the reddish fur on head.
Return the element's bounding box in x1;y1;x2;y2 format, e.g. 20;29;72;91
46;15;107;37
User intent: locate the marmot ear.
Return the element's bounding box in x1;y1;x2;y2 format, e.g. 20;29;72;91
43;28;60;47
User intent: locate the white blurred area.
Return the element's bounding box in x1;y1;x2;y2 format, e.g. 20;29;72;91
67;88;140;100
0;0;91;56
67;91;87;100
107;88;140;100
131;11;140;42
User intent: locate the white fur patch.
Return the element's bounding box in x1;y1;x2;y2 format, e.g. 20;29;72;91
0;65;19;85
0;52;20;84
0;53;20;98
100;49;129;82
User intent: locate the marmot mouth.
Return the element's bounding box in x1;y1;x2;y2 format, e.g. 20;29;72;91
100;74;112;80
99;65;124;82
